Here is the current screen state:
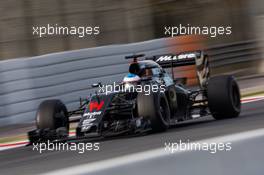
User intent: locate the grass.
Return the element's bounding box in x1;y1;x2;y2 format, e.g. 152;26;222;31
241;91;264;98
0;128;76;144
0;135;28;144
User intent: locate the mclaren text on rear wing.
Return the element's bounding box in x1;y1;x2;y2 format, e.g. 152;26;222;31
148;51;203;68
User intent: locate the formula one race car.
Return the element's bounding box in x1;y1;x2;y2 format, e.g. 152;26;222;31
28;51;241;143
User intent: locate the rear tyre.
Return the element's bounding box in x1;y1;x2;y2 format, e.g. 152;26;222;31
36;100;69;136
137;92;170;132
207;75;241;120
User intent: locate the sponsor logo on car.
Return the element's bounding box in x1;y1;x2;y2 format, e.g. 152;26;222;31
156;53;197;62
83;111;102;118
89;101;104;112
83;118;96;124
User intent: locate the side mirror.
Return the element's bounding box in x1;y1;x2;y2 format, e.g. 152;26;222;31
91;82;102;88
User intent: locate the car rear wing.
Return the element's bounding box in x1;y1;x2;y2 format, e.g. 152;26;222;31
147;51;203;68
148;50;210;89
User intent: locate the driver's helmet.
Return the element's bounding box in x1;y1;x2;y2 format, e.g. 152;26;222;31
122;73;141;90
129;62;141;75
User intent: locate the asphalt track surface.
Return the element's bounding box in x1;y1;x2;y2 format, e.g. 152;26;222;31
0;100;263;175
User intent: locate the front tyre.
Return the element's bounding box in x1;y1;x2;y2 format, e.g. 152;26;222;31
137;92;170;132
207;75;241;120
36;99;69;138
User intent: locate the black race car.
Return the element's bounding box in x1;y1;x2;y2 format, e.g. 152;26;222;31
28;51;241;143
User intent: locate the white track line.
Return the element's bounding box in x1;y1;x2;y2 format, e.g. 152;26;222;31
0;140;29;151
42;128;264;175
241;95;264;103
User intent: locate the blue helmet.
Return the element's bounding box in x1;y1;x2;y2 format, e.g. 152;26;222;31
123;73;141;83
